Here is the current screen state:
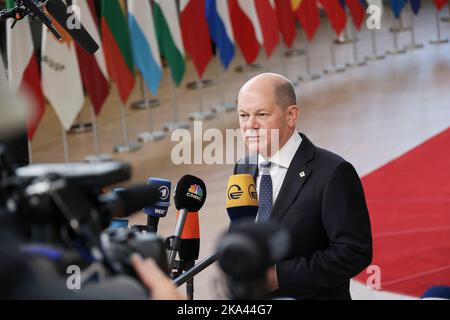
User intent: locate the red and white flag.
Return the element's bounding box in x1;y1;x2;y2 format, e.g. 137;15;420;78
254;0;280;57
275;0;297;48
180;0;213;79
6;0;45;140
41;14;84;131
73;0;110;115
229;0;261;64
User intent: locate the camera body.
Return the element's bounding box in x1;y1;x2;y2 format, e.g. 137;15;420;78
102;227;169;279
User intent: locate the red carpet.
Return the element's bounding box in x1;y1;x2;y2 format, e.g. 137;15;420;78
355;128;450;297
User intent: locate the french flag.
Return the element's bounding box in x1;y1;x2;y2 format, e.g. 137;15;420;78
206;0;235;70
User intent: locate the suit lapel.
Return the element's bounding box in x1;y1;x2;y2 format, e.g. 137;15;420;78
270;134;315;222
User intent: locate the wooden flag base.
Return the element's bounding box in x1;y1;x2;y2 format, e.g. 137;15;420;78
323;65;346;74
69;122;93;134
213;103;236;113
113;143;141;154
131;99;160;110
164;121;190;132
186;79;215;90
138;130;166;143
189;110;216;121
84;154;113;163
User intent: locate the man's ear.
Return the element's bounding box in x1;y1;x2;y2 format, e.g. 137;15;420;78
286;105;299;127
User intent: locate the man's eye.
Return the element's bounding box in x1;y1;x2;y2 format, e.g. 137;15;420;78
258;113;269;117
239;114;249;118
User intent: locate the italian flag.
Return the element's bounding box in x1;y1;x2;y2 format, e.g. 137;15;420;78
6;0;45;140
153;0;186;86
101;0;135;105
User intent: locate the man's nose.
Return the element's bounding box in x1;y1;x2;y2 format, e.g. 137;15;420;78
248;115;259;129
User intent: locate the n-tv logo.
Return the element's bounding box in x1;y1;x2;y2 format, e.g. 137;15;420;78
187;184;203;201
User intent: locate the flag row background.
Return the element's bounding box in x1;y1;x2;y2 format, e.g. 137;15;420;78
1;0;449;142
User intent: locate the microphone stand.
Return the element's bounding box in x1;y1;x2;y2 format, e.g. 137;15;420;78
167;209;189;271
173;253;217;287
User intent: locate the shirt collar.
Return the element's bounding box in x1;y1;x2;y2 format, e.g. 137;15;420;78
258;131;302;169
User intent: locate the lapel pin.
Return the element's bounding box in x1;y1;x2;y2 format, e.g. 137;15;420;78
299;171;306;178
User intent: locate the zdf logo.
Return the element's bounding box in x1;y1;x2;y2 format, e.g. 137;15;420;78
367;4;382;30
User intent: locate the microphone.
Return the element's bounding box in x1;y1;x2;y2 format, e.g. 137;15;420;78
178;211;200;262
100;183;161;219
44;0;100;54
216;222;292;299
226;174;258;224
142;177;171;233
168;175;206;271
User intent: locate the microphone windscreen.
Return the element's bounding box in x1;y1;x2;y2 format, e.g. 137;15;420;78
226;174;258;223
143;177;171;218
174;175;206;212
114;183;160;217
217;222;291;280
45;0;100;54
178;212;200;261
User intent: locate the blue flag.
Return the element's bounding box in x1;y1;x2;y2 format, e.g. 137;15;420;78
410;0;421;15
205;0;235;70
390;0;407;19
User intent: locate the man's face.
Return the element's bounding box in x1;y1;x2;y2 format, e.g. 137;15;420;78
238;89;291;157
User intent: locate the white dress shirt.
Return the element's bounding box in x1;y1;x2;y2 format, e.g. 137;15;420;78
256;131;303;211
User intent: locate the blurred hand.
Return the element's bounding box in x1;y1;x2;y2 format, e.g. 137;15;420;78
131;254;185;300
266;266;279;292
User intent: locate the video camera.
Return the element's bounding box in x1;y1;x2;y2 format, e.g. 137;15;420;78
0;145;167;289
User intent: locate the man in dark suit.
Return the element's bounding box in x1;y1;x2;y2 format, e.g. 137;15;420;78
234;73;372;300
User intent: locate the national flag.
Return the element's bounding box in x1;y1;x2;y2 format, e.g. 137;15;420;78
153;0;186;86
228;0;261;64
318;0;347;36
291;0;320;42
41;7;84;131
73;0;110;115
254;0;280;57
433;0;447;11
128;0;162;96
205;0;235;69
275;0;297;48
101;0;136;104
180;0;213;78
410;0;420;15
389;0;406;19
6;0;45;140
345;0;366;30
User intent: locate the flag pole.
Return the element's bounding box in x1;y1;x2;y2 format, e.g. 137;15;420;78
387;19;407;55
406;5;423;50
113;103;141;153
138;83;165;142
234;51;261;74
164;77;190;131
346;15;367;67
68;111;93;134
366;27;386;61
212;55;235;113
430;8;449;44
298;34;320;82
189;73;215;121
131;73;160;110
85;100;112;162
61;126;69;163
440;1;450;22
324;22;346;74
28;139;33;164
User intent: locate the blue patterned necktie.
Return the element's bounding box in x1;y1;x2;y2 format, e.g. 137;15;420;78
257;161;272;223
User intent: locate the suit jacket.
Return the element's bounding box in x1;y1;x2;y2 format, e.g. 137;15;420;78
233;133;372;300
